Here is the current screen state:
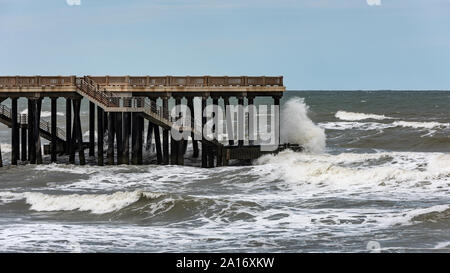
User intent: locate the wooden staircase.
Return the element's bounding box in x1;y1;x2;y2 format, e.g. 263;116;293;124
0;104;66;145
75;76;220;146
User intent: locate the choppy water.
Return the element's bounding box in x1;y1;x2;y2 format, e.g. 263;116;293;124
0;91;449;252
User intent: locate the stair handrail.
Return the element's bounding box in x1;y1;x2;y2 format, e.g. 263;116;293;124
0;103;65;139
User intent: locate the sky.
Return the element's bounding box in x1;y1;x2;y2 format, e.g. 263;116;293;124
1;0;450;90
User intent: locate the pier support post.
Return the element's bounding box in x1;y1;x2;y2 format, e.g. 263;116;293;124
136;114;144;165
162;97;170;165
187;97;199;158
146;121;153;151
51;97;57;163
104;112;109;133
170;133;178;165
123;112;131;165
0;142;2;167
238;96;244;147
107;112;115;165
208;147;215;168
116;112;123;165
248;97;255;146
217;145;223;167
11;98;18;165
201;97;207;168
175;97;184;165
35;98;42;164
224;96;234;146
89;102;95;157
21;124;27;162
273;96;280;146
66;98;72;155
154;125;163;164
73;99;85;165
97;106;104;166
131;113;142;165
28;99;36;164
177;136;184;165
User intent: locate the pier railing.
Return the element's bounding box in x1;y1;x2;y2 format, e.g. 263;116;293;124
1;75;283;88
0;76;76;87
93;75;283;87
76;76;120;107
0;104;65;139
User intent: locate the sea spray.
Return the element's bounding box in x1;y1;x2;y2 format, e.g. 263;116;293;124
281;97;326;153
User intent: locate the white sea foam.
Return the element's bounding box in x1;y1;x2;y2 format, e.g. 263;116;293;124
335;111;392;121
281;97;326;153
255;150;450;198
320;119;449;135
319;121;394;131
0;191;23;204
393;121;450;130
0;190;163;214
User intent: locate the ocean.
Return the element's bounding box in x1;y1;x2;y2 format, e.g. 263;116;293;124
0;91;449;252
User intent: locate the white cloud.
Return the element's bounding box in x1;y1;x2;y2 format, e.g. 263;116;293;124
367;0;381;6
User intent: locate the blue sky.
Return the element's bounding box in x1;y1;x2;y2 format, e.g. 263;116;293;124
1;0;449;90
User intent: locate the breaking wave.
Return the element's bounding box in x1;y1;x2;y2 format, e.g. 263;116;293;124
393;121;450;130
281;97;326;153
335;111;393;121
0;190;164;214
255;150;450;197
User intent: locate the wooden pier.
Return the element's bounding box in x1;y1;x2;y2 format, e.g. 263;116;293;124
0;75;285;168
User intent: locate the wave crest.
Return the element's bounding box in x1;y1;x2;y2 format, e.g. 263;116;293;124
20;190;163;214
335;111;392;121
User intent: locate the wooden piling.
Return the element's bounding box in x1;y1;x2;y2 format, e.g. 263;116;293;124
224;96;234;146
107;112;115;165
104;112;108;133
130;113;144;165
137;115;143;164
238;97;244;146
28;99;36;164
217;145;223;167
201;97;207;168
89;101;95;157
274;96;280;145
175;97;184;165
248;97;255;146
21;125;27;161
11;98;18;165
35;99;42;164
116;112;123;165
73;99;85;165
154;125;163;164
123;112;131;165
146;120;153;151
51;97;57;163
0;141;2;167
187;97;199;158
66;98;72;155
97;106;104;166
162;98;170;165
